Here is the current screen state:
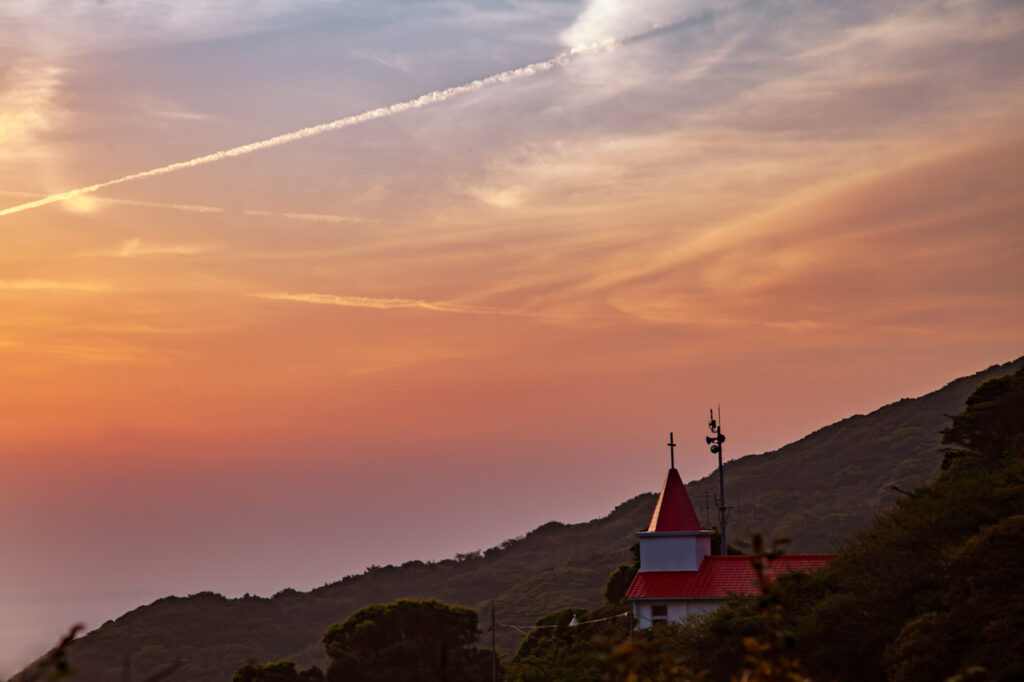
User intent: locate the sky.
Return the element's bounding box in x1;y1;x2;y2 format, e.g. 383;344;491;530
1;0;1022;674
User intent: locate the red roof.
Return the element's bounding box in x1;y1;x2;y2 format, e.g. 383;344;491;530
647;468;702;532
626;555;833;599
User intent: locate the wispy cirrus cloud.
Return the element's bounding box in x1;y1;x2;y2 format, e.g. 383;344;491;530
0;189;369;224
0;32;629;218
0;64;66;161
77;239;213;258
280;212;373;224
0;0;338;56
253;292;623;325
254;292;501;315
0;279;111;292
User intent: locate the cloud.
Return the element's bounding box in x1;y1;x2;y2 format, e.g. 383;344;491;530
254;292;497;315
252;291;624;327
0;189;368;224
78;239;212;258
0;1;338;56
0;189;225;215
561;0;701;47
0;26;637;218
0;64;66;160
0;279;111;292
279;213;373;224
600;138;1024;335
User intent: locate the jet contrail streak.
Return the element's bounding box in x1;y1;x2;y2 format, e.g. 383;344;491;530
0;36;623;218
255;292;530;316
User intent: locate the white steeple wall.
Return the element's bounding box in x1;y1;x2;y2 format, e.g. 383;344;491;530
635;531;712;572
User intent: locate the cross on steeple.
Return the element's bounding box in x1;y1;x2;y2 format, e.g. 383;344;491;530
667;432;676;470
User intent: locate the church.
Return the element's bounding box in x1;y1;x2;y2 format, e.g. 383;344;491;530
625;447;831;628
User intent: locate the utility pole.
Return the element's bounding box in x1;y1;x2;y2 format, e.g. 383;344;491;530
491;600;497;682
706;407;728;555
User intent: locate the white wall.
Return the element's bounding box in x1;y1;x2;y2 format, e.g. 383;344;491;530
636;533;711;572
632;599;723;629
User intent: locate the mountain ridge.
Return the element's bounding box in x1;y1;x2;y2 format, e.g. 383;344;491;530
686;357;1023;551
14;356;1022;682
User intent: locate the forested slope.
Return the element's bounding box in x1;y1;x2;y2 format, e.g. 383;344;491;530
687;358;1023;551
22;496;654;682
15;357;1020;682
680;363;1024;682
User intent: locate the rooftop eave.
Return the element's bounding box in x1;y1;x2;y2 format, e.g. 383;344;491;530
627;595;729;601
635;529;715;538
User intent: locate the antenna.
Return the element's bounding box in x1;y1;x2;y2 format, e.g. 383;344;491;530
706;406;728;555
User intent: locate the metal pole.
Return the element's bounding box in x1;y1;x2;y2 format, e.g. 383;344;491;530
708;407;727;555
718;435;726;555
491;600;497;682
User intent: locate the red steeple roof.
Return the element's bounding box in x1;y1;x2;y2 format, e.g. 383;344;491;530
647;468;702;532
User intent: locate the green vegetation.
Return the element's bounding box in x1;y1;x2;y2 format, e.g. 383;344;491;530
233;599;496;682
507;607;620;682
233;661;322;682
322;599;496;681
486;361;1024;680
686;359;1023;552
676;364;1024;681
13;358;1020;682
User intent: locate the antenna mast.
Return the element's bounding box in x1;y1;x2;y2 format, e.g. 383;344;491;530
706;407;728;555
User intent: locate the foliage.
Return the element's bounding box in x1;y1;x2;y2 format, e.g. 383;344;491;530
508;608;619;682
730;534;811;682
602;631;709;682
604;544;640;605
322;599;496;682
233;661;324;682
686;358;1022;552
806;366;1024;681
679;364;1024;682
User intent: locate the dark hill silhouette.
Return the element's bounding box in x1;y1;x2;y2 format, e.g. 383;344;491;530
13;357;1021;682
687;357;1023;551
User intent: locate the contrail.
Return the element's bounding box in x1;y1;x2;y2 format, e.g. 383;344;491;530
254;291;623;321
0;35;628;218
254;292;533;316
0;188;371;222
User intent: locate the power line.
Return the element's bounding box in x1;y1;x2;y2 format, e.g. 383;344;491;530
488;610;630;635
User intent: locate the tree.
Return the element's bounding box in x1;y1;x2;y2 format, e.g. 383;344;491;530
800;366;1024;681
233;661;324;682
604;543;640;605
322;599;497;682
509;608;607;682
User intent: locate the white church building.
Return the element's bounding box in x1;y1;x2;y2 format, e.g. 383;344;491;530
626;460;831;628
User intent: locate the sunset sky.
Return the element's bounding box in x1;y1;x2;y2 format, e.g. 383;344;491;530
2;0;1022;673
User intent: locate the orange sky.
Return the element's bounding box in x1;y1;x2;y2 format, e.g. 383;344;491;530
1;0;1022;674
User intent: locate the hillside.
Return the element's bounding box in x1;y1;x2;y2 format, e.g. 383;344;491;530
16;357;1021;682
23;496;655;682
687;358;1023;552
678;363;1024;681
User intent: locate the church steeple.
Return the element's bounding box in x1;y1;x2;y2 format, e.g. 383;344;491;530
647;467;702;532
635;433;713;573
